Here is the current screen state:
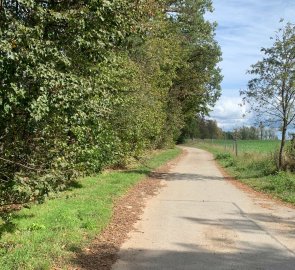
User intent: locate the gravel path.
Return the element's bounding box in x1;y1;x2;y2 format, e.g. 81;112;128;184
112;146;295;270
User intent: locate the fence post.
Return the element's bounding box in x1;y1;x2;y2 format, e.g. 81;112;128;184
235;139;238;156
224;134;227;150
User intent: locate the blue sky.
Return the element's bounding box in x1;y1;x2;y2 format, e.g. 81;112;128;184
206;0;295;130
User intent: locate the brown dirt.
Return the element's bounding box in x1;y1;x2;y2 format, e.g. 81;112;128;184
61;149;186;270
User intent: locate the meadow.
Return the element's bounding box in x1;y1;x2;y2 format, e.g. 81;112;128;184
195;139;281;154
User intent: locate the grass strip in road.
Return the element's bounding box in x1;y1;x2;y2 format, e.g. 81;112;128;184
0;148;181;270
185;140;295;205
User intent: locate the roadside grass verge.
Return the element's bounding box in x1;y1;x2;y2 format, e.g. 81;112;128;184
0;148;181;270
185;140;295;205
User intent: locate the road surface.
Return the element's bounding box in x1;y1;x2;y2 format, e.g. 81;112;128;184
112;147;295;270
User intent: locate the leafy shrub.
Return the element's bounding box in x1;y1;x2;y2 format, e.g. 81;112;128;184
270;171;295;192
215;152;236;168
247;155;276;176
279;142;295;171
0;0;221;206
215;153;231;160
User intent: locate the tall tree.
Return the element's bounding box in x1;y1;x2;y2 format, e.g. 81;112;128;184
165;0;222;144
241;23;295;169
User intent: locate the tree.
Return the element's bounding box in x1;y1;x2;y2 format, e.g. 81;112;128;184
241;22;295;169
0;0;222;205
165;0;222;144
179;115;222;140
0;0;159;203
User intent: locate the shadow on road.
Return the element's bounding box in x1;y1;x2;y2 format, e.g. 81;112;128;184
72;211;295;269
148;171;227;182
72;242;119;270
73;242;295;270
182;213;295;238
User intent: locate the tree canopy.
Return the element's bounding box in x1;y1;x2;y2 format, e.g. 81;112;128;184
0;0;222;205
241;22;295;169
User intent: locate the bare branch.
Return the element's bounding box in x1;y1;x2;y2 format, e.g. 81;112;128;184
0;157;46;172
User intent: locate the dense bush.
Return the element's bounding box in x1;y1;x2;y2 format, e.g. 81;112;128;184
0;0;221;205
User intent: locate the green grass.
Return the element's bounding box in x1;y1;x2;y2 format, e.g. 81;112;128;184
194;139;281;154
186;140;295;205
0;148;181;270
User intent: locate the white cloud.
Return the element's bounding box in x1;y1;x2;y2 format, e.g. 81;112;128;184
209;95;252;131
206;0;295;96
205;0;295;129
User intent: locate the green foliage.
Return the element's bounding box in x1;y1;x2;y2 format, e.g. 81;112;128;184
180;116;223;141
215;152;231;160
166;0;222;144
215;152;236;167
277;138;295;171
226;126;278;140
241;22;295;169
0;0;221;205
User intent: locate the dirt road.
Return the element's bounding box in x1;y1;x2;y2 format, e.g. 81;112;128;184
112;147;295;270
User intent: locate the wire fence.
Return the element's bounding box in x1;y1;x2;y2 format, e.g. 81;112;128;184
194;138;281;157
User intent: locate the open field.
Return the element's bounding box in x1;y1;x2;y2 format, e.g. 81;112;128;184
0;148;181;270
190;139;281;154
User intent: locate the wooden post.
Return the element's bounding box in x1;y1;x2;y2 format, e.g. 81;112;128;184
224;134;227;150
235;139;238;156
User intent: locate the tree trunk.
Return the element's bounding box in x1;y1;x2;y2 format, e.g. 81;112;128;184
278;123;287;170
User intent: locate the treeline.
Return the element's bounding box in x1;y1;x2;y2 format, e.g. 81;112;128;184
0;0;222;204
225;126;278;140
180;116;223;140
181;118;278;141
